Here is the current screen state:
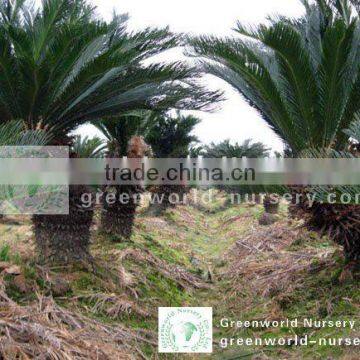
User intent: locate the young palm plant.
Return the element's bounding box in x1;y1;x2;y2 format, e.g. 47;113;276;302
94;112;153;240
0;121;51;147
189;0;360;261
0;0;219;264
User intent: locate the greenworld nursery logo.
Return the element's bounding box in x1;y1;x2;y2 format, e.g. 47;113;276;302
158;307;212;353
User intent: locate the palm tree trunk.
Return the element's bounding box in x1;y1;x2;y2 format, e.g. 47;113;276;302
100;136;150;240
263;194;279;214
33;185;94;265
306;203;360;266
100;185;141;241
150;185;187;212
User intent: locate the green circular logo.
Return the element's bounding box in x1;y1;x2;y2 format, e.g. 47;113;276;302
159;308;212;353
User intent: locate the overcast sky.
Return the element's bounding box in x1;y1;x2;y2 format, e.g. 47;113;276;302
78;0;305;151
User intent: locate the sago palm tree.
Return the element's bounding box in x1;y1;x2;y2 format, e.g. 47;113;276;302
94;112;153;240
189;0;360;153
304;119;360;264
0;0;220;264
202;139;270;158
145;111;201;211
200;139;272;209
94;111;155;157
145;111;200;158
188;0;360;260
0;120;50;147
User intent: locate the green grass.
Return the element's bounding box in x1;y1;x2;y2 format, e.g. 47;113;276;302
0;192;359;359
0;243;10;261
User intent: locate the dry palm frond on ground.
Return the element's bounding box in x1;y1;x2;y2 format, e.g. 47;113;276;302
224;220;340;304
117;248;209;291
0;281;154;359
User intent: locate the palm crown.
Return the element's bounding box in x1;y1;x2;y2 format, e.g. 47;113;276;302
145;111;201;157
0;0;220;144
189;0;360;154
93;111;156;156
202;139;270;158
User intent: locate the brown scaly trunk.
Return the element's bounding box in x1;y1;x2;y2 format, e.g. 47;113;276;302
288;184;360;267
306;203;360;267
101;185;142;240
150;185;188;213
29;134;95;266
288;186;312;219
33;185;94;265
263;194;279;214
100;136;150;241
302;146;360;267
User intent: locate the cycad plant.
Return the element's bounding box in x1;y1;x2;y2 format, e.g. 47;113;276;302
145;111;200;157
94;111;155;157
0;0;219;264
202;139;270;158
189;0;360;153
189;0;360;261
0;120;51;147
304;119;360;264
145;111;201;211
94;112;153;240
201;139;271;207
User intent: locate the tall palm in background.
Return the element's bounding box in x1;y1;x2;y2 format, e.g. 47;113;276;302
145;111;201;211
94;113;153;240
0;0;219;264
200;139;271;208
189;0;360;261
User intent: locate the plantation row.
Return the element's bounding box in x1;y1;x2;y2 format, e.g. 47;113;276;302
0;0;360;271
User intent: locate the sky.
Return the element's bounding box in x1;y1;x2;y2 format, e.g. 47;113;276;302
77;0;305;152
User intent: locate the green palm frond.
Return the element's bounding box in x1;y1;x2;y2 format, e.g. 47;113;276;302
188;0;360;155
145;111;201;158
318;19;358;147
258;22;319;145
71;135;106;158
93;110;155;156
190;37;297;149
0;120;50;146
343;113;360;141
202;139;270;158
0;0;221;144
